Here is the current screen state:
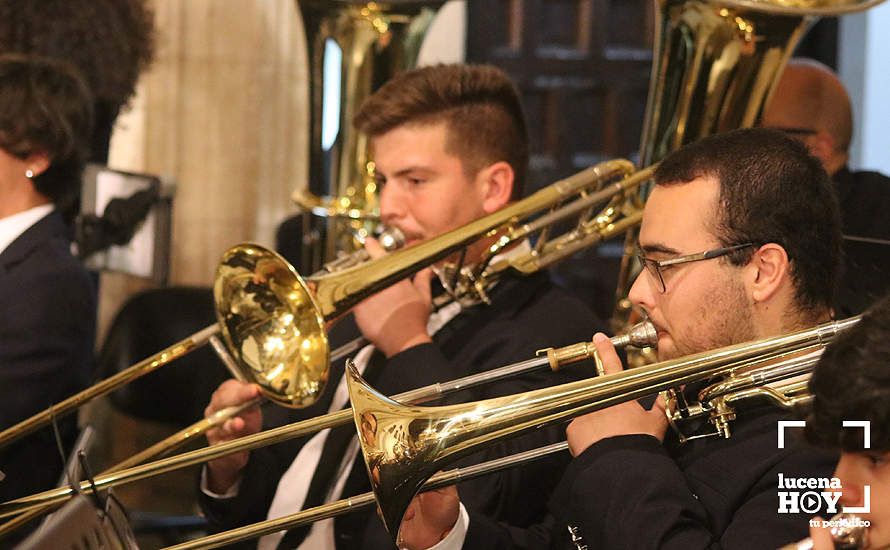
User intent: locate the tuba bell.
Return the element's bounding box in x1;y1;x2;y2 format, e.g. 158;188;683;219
612;0;886;332
291;0;446;273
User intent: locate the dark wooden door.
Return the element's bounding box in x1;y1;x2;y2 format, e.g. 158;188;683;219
465;1;838;321
466;0;655;320
467;0;655;191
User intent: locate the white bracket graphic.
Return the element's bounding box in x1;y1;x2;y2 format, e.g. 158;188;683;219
842;420;871;449
778;420;806;449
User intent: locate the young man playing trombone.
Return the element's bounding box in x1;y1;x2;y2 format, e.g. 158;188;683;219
399;128;844;549
198;64;605;549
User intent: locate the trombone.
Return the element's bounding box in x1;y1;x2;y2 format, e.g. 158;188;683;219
0;226;403;453
345;316;859;543
0;158;648;453
0;322;656;524
131;316;854;550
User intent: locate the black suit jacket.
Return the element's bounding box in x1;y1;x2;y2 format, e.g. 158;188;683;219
833;167;890;316
463;401;837;549
0;211;96;503
199;272;604;549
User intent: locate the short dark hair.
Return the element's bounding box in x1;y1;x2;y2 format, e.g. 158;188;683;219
354;64;529;200
805;293;890;452
654;128;841;314
0;54;93;206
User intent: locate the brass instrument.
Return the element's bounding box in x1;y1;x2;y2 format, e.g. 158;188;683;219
0;321;656;522
0;153;651;525
293;0;446;272
612;0;885;331
779;513;869;550
665;345;823;441
346;316;859;542
0;226;405;454
163;442;572;550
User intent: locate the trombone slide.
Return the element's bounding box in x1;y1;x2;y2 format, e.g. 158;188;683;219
0;323;653;522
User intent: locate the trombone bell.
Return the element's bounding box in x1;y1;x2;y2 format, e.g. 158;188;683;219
214;244;329;408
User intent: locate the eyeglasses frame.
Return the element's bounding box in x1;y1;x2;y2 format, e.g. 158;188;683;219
636;243;755;293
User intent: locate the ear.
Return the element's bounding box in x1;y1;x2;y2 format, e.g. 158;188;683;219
808;131;836;167
24;151;51;178
745;243;790;304
477;161;515;213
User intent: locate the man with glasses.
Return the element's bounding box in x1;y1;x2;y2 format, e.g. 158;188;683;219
397;128;842;549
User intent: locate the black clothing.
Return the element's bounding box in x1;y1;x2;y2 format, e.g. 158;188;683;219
199;272;603;549
833;167;890;316
0;211;96;504
463;402;836;549
834;166;890;242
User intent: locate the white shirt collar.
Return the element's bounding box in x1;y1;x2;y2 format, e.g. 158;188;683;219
0;204;54;255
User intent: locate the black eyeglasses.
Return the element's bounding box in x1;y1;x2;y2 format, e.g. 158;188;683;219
636;243;755;293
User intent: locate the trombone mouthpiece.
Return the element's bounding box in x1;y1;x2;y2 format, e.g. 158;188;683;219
377;226;406;252
611;320;658;349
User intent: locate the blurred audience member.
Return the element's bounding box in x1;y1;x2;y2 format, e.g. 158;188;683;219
762;58;890;315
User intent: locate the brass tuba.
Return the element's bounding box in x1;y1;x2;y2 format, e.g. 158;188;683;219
612;0;886;331
291;0;446;272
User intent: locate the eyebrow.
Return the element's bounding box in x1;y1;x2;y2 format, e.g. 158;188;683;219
639;243;680;256
376;166;435;180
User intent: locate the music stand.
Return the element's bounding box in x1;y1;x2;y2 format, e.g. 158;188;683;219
17;493;139;550
18;426;139;549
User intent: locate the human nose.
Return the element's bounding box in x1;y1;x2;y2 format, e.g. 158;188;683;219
628;269;655;312
834;455;865;508
379;181;406;226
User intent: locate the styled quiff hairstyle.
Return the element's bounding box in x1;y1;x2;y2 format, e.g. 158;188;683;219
654;128;841;316
0;54;93;206
354;64;529;199
806;293;890;452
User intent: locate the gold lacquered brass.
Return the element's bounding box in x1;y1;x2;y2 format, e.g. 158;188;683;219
214;244;329;408
347;316;859;542
293;0;446;271
613;0;885;331
0;321;653;523
664;345;826;441
0;153;651;529
0;245;323;451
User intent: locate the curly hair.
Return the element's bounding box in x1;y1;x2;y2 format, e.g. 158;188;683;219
805;293;890;452
0;0;154;110
0;54;93;206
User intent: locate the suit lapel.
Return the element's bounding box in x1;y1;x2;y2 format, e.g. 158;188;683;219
0;211;66;275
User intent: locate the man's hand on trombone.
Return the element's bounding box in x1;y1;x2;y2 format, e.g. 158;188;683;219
565;333;668;456
204;380;263;493
353;237;434;358
397;486;461;550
